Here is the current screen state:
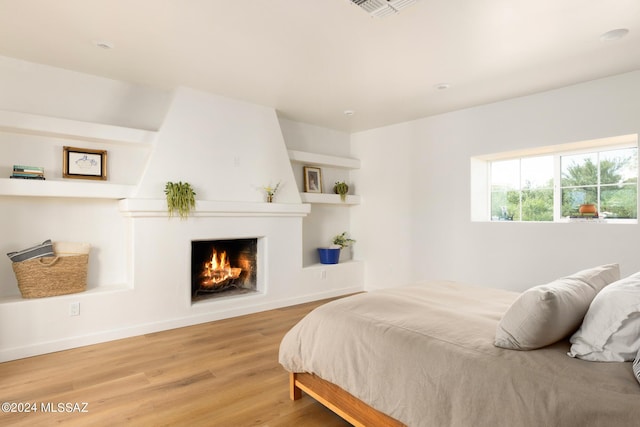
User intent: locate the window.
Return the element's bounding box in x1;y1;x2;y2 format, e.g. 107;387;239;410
491;156;554;221
474;135;638;223
560;147;637;219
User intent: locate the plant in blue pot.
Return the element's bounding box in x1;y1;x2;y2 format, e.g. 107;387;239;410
318;232;356;264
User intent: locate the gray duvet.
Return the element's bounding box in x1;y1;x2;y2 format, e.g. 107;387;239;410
279;281;640;427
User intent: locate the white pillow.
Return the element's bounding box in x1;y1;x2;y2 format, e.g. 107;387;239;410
568;272;640;362
494;264;620;350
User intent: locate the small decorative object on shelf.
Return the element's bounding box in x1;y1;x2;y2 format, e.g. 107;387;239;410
263;181;280;203
10;165;45;180
62;146;107;180
318;232;356;264
304;166;322;193
318;247;341;264
165;181;196;219
333;181;349;202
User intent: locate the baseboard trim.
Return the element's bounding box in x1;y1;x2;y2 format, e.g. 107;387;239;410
0;286;362;362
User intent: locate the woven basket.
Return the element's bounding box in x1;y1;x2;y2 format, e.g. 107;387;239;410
12;254;89;298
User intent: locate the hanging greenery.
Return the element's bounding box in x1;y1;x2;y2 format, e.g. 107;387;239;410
164;181;196;219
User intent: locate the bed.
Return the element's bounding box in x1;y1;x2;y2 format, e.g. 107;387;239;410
279;278;640;427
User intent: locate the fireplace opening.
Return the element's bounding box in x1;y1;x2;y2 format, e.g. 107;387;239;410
191;238;258;302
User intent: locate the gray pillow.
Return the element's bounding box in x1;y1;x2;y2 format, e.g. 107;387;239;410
7;239;54;262
495;264;620;350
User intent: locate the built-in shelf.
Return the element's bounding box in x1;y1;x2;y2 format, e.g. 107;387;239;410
300;192;360;205
0;110;157;145
288;150;361;205
287;149;360;169
0;283;131;305
0;178;135;199
287;148;362;266
0;110;159;199
302;259;364;270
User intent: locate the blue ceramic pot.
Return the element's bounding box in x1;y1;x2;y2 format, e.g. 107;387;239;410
318;248;341;264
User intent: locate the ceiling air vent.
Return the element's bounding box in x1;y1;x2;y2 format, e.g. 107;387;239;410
349;0;418;18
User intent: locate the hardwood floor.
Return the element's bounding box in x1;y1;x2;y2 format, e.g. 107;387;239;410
0;298;352;426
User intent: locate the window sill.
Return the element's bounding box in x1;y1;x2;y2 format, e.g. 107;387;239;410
478;218;637;224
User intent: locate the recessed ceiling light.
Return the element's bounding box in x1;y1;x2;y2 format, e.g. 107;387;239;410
434;83;451;90
94;40;114;49
344;110;355;116
600;28;629;41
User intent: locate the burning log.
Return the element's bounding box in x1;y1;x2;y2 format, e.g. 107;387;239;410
199;249;242;289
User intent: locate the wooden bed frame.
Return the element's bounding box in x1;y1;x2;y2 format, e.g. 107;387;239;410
289;372;405;427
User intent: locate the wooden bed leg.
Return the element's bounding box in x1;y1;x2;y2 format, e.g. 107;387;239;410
287;372;405;426
289;372;302;400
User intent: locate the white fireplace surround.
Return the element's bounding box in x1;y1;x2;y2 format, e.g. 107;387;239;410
121;199;308;310
121;198;312;312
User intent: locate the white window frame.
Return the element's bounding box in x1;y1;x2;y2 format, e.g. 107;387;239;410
471;134;638;223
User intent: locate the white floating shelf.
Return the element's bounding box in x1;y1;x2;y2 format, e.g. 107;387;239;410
288;150;360;169
0;110;157;145
0;178;135;199
300;192;360;205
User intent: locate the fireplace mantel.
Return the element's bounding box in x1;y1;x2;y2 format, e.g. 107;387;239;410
118;199;310;218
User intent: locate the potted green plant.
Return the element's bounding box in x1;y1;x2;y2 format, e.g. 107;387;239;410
332;231;356;249
165;181;196;219
333;181;349;202
318;232;356;264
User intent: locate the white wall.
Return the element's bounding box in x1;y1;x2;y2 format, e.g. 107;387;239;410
0;55;170;130
350;122;416;288
353;71;640;291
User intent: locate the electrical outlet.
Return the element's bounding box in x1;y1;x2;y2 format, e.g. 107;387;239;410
69;302;80;316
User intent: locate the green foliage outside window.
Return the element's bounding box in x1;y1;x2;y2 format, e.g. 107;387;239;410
491;147;637;221
491;186;553;221
561;151;637;218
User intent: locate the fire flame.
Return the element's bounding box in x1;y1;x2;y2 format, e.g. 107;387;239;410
200;249;241;288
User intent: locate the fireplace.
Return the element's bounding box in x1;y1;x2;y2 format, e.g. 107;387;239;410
191;238;258;302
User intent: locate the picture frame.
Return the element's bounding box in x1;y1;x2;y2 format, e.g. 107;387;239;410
303;166;322;193
63;146;107;180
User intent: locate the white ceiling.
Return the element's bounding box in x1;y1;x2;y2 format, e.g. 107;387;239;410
0;0;638;132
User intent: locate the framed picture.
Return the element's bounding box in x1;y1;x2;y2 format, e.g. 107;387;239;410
303;166;322;193
63;146;107;180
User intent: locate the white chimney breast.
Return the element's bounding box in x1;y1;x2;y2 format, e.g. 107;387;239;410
134;87;301;204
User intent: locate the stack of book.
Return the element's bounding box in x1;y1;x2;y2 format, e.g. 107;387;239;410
10;165;46;180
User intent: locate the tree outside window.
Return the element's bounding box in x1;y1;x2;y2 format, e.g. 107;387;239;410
490;146;637;221
490;156;553;221
561;148;637;219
